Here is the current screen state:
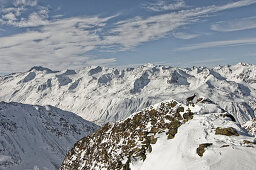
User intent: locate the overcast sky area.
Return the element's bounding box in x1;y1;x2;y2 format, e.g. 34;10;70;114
0;0;256;74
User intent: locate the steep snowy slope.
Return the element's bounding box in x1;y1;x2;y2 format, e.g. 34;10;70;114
60;98;256;170
0;102;98;170
243;118;256;136
0;63;255;125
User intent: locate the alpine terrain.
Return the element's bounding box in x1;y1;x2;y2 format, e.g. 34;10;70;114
0;63;256;170
0;102;98;170
60;98;256;170
0;63;255;125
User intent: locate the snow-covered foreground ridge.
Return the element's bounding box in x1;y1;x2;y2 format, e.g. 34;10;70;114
0;63;256;125
60;99;256;170
0;102;98;170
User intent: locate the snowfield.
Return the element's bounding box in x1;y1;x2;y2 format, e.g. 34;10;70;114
0;102;98;170
0;63;255;125
132;109;256;170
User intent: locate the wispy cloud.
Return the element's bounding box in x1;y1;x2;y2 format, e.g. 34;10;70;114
190;58;225;64
144;0;186;12
173;32;199;39
0;0;49;27
13;0;38;7
0;16;117;73
176;38;256;51
1;0;256;73
102;13;191;50
102;0;256;50
211;16;256;32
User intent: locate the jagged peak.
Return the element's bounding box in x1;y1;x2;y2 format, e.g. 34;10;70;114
28;66;58;73
235;62;250;67
142;63;155;67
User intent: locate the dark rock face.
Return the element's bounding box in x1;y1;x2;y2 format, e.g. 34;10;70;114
60;100;194;170
88;66;103;76
130;72;150;94
219;113;236;122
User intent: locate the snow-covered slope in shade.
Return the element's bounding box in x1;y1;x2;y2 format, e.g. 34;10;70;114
60;99;256;170
0;63;256;125
0;101;98;170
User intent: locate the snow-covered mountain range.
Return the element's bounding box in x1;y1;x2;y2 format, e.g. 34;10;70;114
60;99;256;170
0;102;98;170
0;63;255;125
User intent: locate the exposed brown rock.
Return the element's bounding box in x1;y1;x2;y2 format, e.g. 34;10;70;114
215;127;239;136
60;100;195;170
196;143;212;157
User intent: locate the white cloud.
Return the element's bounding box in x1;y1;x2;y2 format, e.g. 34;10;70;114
190;58;225;64
1;11;49;27
176;38;256;51
215;0;256;11
1;0;256;73
211;16;256;32
102;13;189;50
0;0;48;27
2;12;16;21
0;16;117;73
173;32;199;39
86;58;117;66
102;0;256;50
13;0;38;7
144;0;186;12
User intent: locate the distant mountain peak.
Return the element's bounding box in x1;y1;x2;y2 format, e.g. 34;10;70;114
28;66;57;73
0;63;255;125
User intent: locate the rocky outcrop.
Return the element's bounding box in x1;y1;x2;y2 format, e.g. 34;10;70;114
60;100;193;170
60;97;256;170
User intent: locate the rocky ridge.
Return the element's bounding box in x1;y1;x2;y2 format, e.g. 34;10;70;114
60;97;256;170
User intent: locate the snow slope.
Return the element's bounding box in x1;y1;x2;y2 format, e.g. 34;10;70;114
0;63;255;125
61;99;256;170
0;101;98;170
243;118;256;136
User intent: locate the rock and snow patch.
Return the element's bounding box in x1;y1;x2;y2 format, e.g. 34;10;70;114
243;118;256;136
60;99;256;170
131;112;255;170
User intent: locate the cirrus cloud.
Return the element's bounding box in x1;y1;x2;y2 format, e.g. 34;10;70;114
176;38;256;51
144;0;186;12
1;0;256;73
211;16;256;32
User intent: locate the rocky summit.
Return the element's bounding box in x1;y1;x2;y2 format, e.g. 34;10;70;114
60;97;256;170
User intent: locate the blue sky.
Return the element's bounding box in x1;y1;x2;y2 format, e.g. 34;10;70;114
0;0;256;74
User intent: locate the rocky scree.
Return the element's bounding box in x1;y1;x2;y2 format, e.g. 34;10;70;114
60;100;195;170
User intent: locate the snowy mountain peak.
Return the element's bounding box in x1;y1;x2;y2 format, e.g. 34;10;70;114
60;98;256;170
0;63;255;125
28;66;57;73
